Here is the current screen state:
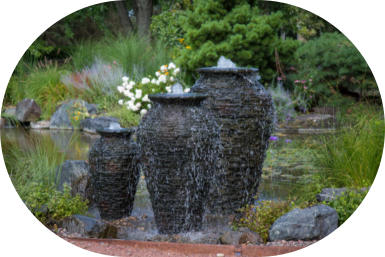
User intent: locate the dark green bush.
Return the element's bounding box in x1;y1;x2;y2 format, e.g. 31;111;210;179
176;0;299;83
294;32;376;104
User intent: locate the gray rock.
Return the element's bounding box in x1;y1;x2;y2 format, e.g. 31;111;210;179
3;107;16;116
56;160;90;200
316;188;348;202
238;227;263;245
316;187;369;203
79;116;121;134
30;120;50;129
16;98;41;122
287;113;336;129
49;99;98;130
269;204;338;241
219;231;243;245
60;214;117;238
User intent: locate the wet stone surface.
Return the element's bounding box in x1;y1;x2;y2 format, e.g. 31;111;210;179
192;68;274;214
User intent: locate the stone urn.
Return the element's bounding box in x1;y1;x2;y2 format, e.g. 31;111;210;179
137;92;221;234
88;127;140;220
191;67;274;214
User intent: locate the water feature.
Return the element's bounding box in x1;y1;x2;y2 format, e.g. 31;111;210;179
191;60;275;214
88;127;140;220
137;83;223;234
1;127;318;241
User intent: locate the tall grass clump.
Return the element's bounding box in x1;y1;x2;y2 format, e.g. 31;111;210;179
314;111;385;188
70;34;172;81
6;65;71;119
1;136;88;225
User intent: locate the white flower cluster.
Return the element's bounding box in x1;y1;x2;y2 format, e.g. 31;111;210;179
117;76;150;115
117;62;187;116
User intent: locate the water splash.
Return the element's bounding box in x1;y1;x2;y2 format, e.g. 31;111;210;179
171;83;184;94
217;56;237;68
108;123;122;130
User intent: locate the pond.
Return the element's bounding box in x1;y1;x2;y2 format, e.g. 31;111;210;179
1;127;319;201
0;127;321;240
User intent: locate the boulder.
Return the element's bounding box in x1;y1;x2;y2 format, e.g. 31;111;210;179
219;231;242;245
286;113;336;129
316;188;348;202
3;107;16;116
16;99;41;122
30;120;50;129
316;187;369;203
269;204;338;241
238;227;263;245
56;160;90;200
60;214;117;238
79;116;121;134
49;100;98;130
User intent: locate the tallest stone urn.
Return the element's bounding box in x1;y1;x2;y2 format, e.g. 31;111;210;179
191;67;274;214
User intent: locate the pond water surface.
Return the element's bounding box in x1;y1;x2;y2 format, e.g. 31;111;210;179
1;127;320;240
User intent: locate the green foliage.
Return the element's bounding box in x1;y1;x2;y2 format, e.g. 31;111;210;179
70;34;172;81
235;200;294;242
294;33;377;104
6;65;71;120
2;135;88;225
21;183;88;224
325;190;368;225
151;10;186;48
176;0;300;83
313;111;384;188
105;106;140;128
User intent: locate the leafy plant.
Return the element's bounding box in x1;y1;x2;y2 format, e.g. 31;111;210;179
67;100;94;129
235;200;294;242
325;189;368;225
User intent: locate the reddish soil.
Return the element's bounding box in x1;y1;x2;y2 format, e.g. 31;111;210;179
63;237;306;257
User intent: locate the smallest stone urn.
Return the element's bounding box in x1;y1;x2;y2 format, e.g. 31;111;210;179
89;127;140;220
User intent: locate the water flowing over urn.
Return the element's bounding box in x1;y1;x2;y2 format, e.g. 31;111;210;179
191;67;274;214
137;92;221;234
89;128;140;220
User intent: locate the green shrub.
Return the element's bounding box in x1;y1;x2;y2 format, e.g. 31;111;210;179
21;183;88;224
294;32;377;104
176;0;300;83
325;190;368;225
235;200;294;242
314;112;384;188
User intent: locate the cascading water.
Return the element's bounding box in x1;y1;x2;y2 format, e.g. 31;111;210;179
191;57;275;214
137;84;223;234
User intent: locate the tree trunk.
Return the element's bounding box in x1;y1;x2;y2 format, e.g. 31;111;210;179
133;0;153;38
114;1;134;35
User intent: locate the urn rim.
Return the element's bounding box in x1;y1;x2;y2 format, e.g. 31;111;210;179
196;67;259;74
96;127;135;136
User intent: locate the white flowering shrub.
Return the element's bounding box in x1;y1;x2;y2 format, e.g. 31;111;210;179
117;62;190;116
